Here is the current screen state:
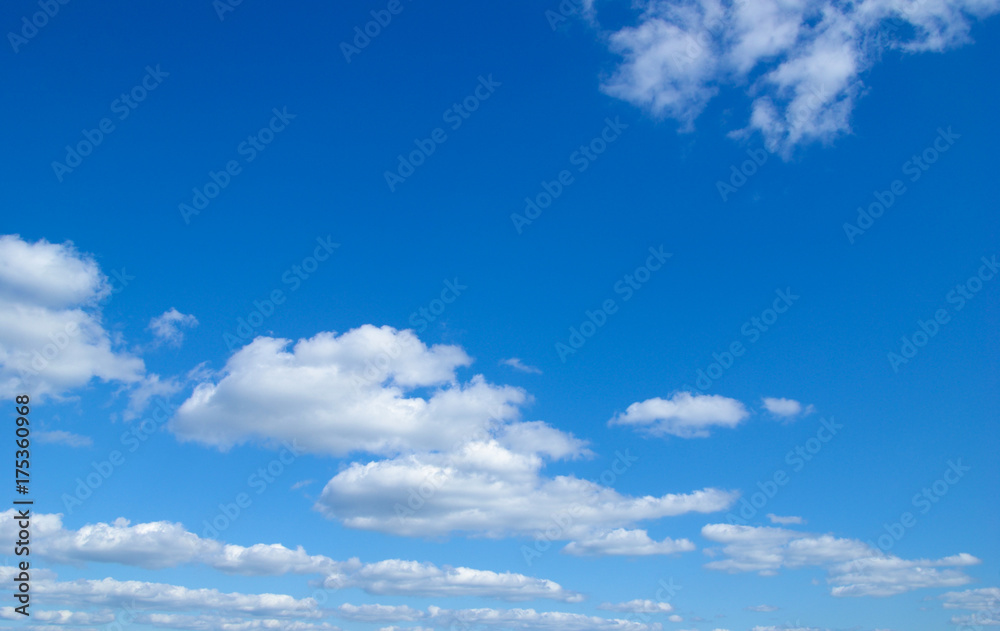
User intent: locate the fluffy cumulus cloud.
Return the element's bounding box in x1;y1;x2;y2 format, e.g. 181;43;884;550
2;606;347;630
0;510;581;603
597;0;1000;154
0;511;334;574
316;438;735;543
610;392;749;438
0;563;659;631
172;327;735;547
171;325;522;456
0;565;322;619
326;558;583;602
0;234;144;399
149;308;199;346
701;523;980;596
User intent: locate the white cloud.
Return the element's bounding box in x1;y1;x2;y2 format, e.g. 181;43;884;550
0;606;117;624
599;599;674;613
0;607;346;630
0;511;581;603
42;517;220;570
766;513;805;525
174;328;734;544
326;558;584;602
171;326;525;456
828;553;980;597
35;429;92;448
702;523;872;574
337;604;424;623
501;357;542;374
940;586;1000;625
939;586;1000;610
949;613;1000;626
0;565;322;618
498;420;592;460
424;606;662;631
133;614;342;631
259;603;666;631
0;572;661;631
610;392;749;438
123;373;183;421
669;614;683;621
149;308;198;346
746;604;779;612
597;0;1000;154
0;234;144;399
317;439;735;541
762;397;813;419
602;1;723;130
563;528;696;557
701;523;980;596
0;234;108;307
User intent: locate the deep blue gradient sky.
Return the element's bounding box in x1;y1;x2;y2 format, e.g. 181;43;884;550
2;1;998;630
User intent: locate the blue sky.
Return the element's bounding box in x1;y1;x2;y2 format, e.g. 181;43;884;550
2;0;999;630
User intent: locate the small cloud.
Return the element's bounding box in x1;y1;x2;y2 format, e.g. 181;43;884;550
762;397;814;420
767;514;805;526
611;392;749;438
185;361;215;383
746;604;779;612
291;479;315;491
36;430;92;448
599;599;674;614
500;357;542;374
565;528;696;557
669;615;683;622
149;308;198;346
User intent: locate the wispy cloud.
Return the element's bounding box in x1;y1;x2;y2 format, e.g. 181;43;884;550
767;514;805;525
35;430;92;448
702;523;980;596
501;357;542;374
597;0;1000;154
